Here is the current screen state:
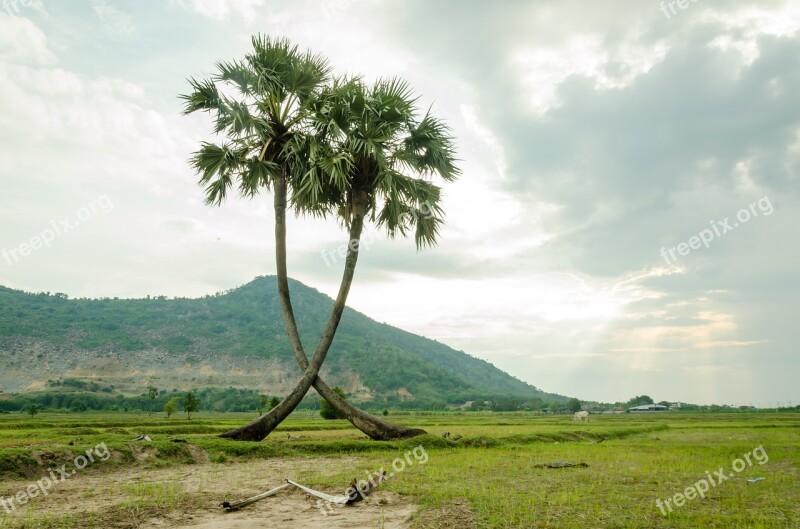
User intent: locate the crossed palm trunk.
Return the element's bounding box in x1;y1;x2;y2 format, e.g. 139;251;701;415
219;178;426;441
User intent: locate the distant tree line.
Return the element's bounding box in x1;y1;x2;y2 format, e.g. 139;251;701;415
0;387;296;414
3;383;784;415
0;385;572;414
1;391;795;415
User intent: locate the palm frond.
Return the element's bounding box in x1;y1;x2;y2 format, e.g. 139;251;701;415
402;111;460;180
213;97;257;135
190;142;241;184
239;157;278;197
286;50;332;103
202;173;234;206
180;77;220;114
214;59;258;96
413;211;444;249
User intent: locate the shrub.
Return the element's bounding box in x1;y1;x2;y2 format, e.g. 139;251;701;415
320;387;347;420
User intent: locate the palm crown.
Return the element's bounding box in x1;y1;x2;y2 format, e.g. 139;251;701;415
180;35;330;205
290;77;459;248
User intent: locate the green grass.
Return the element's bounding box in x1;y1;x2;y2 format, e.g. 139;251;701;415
0;411;797;528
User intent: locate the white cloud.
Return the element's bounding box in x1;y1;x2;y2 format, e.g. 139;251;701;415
706;3;800;66
514;34;669;115
263;0;414;80
171;0;266;22
461;104;508;178
0;13;55;65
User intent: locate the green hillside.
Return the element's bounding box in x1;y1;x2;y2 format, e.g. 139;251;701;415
0;277;565;408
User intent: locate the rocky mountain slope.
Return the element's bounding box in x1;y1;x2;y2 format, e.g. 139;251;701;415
0;277;565;407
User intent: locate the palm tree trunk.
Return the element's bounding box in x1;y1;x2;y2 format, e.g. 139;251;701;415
269;179;425;440
219;182;421;441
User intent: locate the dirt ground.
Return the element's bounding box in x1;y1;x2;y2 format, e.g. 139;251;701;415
141;489;416;529
0;456;418;529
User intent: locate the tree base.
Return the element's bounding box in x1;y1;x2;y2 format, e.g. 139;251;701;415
217;420;426;442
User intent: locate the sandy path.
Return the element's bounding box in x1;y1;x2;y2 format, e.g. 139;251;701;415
0;456;417;529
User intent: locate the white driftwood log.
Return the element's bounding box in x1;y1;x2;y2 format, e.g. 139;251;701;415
221;482;292;512
286;479;350;504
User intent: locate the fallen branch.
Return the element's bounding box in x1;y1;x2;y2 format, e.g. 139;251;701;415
221;482;292;512
287;479;350;505
533;461;589;469
221;473;388;513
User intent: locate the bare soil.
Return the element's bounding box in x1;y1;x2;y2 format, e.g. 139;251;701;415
1;456;418;529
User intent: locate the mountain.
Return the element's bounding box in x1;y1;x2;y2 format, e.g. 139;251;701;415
0;277;566;408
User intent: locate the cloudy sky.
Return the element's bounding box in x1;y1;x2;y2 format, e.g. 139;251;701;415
1;0;798;406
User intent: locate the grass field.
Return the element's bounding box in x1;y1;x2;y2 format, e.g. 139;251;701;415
0;411;797;528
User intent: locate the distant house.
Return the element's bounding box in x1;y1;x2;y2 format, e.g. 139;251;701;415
628;404;669;412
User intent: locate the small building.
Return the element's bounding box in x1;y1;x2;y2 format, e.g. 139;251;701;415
628;404;668;412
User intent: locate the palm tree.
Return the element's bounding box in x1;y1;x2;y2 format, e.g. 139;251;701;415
182;36;434;441
216;77;459;441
